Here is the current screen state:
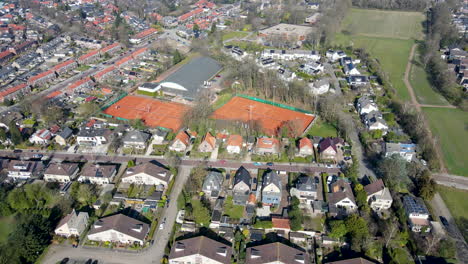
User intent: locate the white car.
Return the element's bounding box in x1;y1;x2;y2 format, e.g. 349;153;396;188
326;176;333;185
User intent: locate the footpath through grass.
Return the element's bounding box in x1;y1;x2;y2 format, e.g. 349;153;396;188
423;108;468;176
437;185;468;241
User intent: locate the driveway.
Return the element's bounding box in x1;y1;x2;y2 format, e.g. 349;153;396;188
42;166;192;264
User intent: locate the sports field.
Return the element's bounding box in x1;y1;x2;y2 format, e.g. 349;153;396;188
103;95;190;131
341;8;425;40
410;50;450;105
422;108;468;176
212;96;315;136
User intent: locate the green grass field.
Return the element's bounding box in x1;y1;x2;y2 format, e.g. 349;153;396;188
222;31;250;42
307;119;338;138
0;216;15;244
437;186;468;241
423;108;468;176
334;34;413;101
410;50;450;105
342;8;425;40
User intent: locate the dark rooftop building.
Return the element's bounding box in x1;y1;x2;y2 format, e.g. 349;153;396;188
169;236;232;264
157;56;222;101
245;242;310;264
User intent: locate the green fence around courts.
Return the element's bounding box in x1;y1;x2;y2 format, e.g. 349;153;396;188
235;94;312;114
101;91;128;111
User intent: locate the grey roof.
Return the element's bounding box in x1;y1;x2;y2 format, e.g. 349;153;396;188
159;56;222;101
202;170;224;193
45;162;79;176
246;242;310;264
122;162;170;183
123;130;151;144
88;214;149;241
57;127;73;139
296;176;318;192
234;166;251;188
80;164;116;178
169;236;232;264
262;170;281;190
139;82;159;89
77;128;108;138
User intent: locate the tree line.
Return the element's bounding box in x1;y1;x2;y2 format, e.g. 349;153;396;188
423;2;468;109
351;0;430;11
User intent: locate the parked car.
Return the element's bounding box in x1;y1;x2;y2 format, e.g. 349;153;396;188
253;162;262;166
326;176;333;185
32;154;43;159
266;162;274;166
440;216;449;227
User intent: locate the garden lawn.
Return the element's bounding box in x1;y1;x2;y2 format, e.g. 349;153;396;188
224;196;244;219
422;108;468;176
0;216;16;244
222;31;250;42
437;185;468;241
306;119;338;138
334;33;413;101
341;8;425;40
410;50;450;105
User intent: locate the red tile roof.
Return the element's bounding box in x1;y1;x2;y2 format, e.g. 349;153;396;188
78;49;100;62
131;47;148;57
202;132;216;148
115;56;133;67
133;28;157;39
53;59;76;71
94;66;115;80
69;77;93;91
299;137;313;149
0;50;12;59
175;131;190;146
257;137;279;149
272;217;290;230
100;43;120;54
28;70;55;84
46;90;62;99
178;8;204;21
0;83;27;99
227;134;243;147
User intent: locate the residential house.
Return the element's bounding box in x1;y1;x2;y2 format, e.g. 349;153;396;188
129;28;158;44
298;137;313;156
44;162;80;182
55;209;89;238
290;175;320;204
272;217;291;232
325;258;375;264
29;128;52;145
347;75;369;86
300;61;324;75
7;160;44;181
232;166;252;205
328;179;357;217
78;49;100;65
122;130;151;150
246;242;310;264
76;128;110;146
87;214;149;245
169;130;191;152
261;170;282;206
362;111;388;132
168;236;232;264
384;143;417;162
120;162;171;188
326;50;346;62
202;170;224;198
28;70;56;86
152;129;168;144
364;179;393;211
78;164;117;185
53;59;77;75
255;137;280;155
310;79;330;95
261;49;321;61
318;137;344;162
356;95;378;115
198;132;216;153
226;134;243;154
403;195;431;233
54;127;73;146
343;63;360;76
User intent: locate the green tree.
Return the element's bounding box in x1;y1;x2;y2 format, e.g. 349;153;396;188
416;170;436;200
77;184;95;206
210;22;216;34
345;214;369;240
127;160;135;168
329;220;347;239
0;128;6;141
193;23;200;32
172;49;183;64
9;121;22;145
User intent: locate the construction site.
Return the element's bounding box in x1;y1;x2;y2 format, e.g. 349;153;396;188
102;95;190;131
212;95;315;136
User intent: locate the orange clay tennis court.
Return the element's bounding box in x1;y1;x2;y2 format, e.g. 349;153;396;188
103;95;189;131
212;96;315;135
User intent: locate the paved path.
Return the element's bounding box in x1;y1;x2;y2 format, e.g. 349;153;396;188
431;193;468;262
433;173;468;190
